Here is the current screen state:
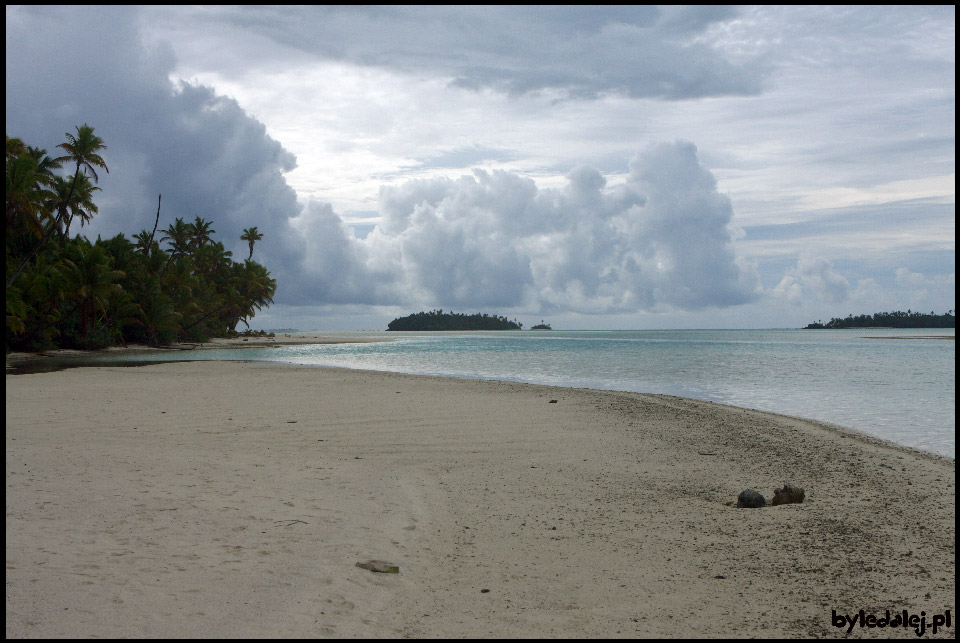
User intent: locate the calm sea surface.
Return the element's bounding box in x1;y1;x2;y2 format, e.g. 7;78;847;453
89;329;955;457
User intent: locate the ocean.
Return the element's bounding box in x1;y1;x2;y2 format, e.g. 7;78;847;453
91;328;955;458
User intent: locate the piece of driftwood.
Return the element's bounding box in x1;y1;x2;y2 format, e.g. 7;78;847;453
356;560;399;574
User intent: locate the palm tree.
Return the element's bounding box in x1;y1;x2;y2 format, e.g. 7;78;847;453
6;151;56;239
8;125;107;287
233;260;276;326
52;172;101;239
59;240;124;345
188;216;215;250
6;254;70;348
135;283;181;345
6;143;62;286
5;284;28;337
54;125;108;181
159;217;192;275
6;135;27;158
193;240;232;281
52;124;108;235
6;141;60;235
240;226;263;260
217;260;277;331
133;230;156;255
28;145;64;188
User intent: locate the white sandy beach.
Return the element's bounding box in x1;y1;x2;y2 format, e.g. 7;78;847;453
5;359;955;638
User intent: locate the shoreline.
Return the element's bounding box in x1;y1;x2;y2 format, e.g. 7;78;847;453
7;335;954;459
4;335;390;373
8;328;954;370
6;361;955;637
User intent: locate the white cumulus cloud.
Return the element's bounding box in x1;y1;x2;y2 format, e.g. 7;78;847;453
293;141;761;314
773;254;852;306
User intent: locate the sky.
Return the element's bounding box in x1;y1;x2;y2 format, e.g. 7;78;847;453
5;5;955;330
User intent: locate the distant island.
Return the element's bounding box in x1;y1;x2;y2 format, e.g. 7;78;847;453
805;310;955;329
530;321;552;330
387;310;522;331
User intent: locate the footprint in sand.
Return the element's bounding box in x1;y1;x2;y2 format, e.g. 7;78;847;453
324;595;356;615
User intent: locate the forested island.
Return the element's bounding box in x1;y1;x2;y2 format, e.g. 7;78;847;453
387;310;523;331
804;310;955;329
6;125;277;352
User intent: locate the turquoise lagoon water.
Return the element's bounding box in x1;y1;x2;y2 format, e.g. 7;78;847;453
100;328;954;457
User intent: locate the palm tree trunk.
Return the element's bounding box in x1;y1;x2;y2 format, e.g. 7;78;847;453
148;194;161;247
55;165;82;241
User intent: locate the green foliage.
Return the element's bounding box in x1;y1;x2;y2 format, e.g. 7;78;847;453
6;126;278;352
387;309;523;331
6;138;59;242
804;310;955;329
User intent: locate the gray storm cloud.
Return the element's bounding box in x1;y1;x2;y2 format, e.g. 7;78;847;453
7;5;953;327
6;6;762;317
301;141;761;313
5;5;308;293
202;5;764;100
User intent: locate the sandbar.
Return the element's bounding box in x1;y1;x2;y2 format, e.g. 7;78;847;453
862;335;955;340
5;361;955;637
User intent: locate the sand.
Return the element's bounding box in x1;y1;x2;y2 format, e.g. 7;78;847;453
5;360;955;638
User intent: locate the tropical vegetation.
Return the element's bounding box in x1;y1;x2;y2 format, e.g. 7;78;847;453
387;310;523;331
6;126;277;352
804;310;955;329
